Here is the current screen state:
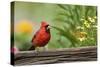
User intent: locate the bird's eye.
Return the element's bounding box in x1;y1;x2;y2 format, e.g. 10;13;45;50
45;25;50;32
45;25;49;28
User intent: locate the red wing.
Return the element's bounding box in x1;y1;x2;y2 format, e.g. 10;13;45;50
31;30;39;42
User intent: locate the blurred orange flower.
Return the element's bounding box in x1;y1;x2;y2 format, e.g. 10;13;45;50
16;20;33;34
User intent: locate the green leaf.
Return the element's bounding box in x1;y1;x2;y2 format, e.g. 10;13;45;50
51;26;78;47
57;4;68;11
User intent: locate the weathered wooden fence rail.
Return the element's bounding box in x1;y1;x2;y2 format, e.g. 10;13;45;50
15;46;97;66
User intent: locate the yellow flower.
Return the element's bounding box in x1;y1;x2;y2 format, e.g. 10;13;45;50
79;32;87;38
78;37;86;42
76;26;84;30
16;20;33;34
94;16;97;19
75;31;87;41
84;20;90;28
88;16;95;23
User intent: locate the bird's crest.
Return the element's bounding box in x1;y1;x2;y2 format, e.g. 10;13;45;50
41;21;49;27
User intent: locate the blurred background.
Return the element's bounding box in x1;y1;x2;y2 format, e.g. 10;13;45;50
13;1;97;51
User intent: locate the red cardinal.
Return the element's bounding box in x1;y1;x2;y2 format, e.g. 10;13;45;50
30;21;51;50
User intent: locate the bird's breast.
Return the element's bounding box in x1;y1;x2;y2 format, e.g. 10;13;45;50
33;29;50;47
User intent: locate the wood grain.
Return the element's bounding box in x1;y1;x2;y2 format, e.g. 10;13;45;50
14;46;97;66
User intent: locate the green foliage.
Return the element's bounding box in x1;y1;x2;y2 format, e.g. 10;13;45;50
51;26;78;47
52;4;97;47
14;33;32;50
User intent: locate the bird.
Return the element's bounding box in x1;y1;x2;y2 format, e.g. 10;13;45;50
29;21;51;50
